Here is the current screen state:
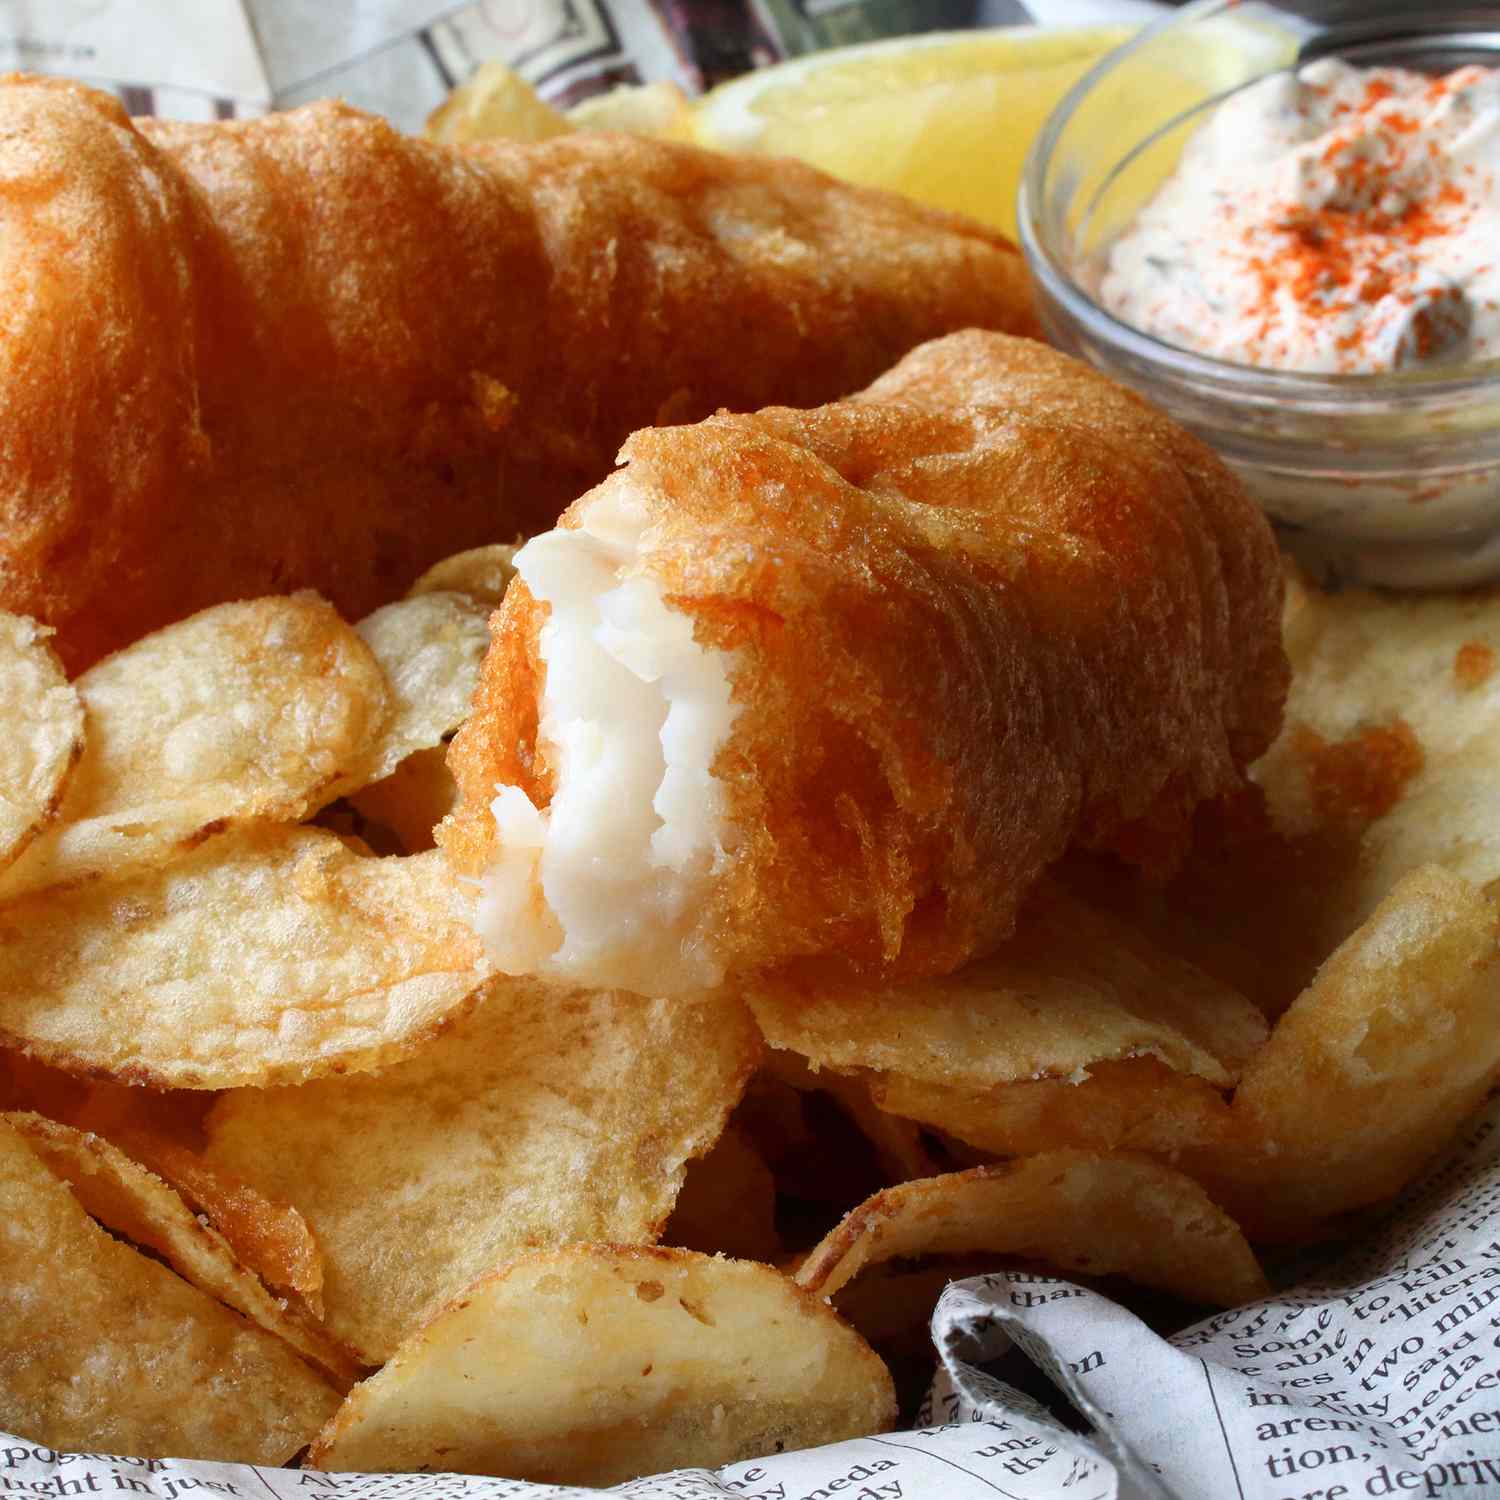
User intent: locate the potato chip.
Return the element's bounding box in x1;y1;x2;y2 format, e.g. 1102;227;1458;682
72;1108;326;1315
0;1116;338;1462
795;1153;1268;1308
203;980;760;1362
4;1112;358;1386
348;745;458;853
340;591;490;790
1188;864;1500;1242
407;544;518;608
665;1124;782;1262
0;826;486;1088
0;612;82;871
0;596;388;897
748;880;1266;1094
1221;577;1500;970
870;1057;1234;1160
307;1244;896;1482
425;62;572;145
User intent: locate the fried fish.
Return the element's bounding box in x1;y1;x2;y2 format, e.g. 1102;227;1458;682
441;332;1288;994
0;76;1038;670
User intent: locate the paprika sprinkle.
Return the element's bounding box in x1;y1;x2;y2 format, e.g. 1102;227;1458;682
1102;58;1500;374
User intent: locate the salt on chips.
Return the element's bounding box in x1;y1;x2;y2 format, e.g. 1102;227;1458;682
0;826;487;1088
0;1116;338;1462
1187;864;1500;1242
0;612;82;871
203;979;761;1362
4;1112;358;1386
0;596;388;897
795;1153;1269;1308
307;1244;896;1483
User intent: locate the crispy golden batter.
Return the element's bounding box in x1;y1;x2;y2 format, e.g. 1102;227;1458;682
0;75;1038;670
443;331;1288;985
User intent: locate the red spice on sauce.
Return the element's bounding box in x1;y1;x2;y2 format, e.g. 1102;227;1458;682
1454;640;1496;689
1102;60;1500;373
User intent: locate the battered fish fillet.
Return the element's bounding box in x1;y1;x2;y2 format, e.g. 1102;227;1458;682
0;76;1039;671
440;332;1289;996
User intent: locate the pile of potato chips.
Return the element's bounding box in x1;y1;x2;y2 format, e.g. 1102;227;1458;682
4;557;1500;1485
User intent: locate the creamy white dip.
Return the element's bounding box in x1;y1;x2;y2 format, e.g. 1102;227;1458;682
1102;59;1500;374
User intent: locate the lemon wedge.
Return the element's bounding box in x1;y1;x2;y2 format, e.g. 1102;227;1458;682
690;27;1133;239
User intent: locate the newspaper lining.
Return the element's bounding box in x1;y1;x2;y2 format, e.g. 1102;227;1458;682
14;0;1500;1495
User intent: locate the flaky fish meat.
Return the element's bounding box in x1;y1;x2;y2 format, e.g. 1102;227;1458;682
441;332;1288;995
0;76;1039;670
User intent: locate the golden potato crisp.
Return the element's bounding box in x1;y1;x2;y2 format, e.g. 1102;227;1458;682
750;882;1259;1161
870;1056;1234;1159
0;1116;338;1462
66;1102;326;1316
203;980;760;1362
349;745;458;853
750;881;1266;1092
796;1153;1268;1308
1188;864;1500;1241
4;1112;358;1386
0;596;387;897
1244;578;1500;962
344;591;490;788
308;1244;896;1482
407;544;518;607
0;612;82;871
0;827;486;1087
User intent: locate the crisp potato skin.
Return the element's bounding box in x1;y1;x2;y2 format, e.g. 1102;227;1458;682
444;332;1288;981
0;75;1039;670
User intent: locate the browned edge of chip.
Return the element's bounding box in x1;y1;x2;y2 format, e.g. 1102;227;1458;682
6;1110;362;1388
795;1153;1269;1309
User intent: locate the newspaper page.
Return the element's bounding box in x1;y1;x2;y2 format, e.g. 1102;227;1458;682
15;3;1500;1499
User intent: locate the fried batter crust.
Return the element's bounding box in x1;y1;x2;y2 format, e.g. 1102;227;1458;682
0;76;1039;670
443;332;1288;983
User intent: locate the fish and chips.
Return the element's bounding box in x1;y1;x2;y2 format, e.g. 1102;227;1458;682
1;52;1498;1496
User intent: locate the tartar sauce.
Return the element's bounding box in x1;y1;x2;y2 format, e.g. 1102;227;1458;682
1101;58;1500;374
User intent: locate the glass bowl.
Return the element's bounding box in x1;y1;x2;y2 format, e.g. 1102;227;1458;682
1018;0;1500;589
